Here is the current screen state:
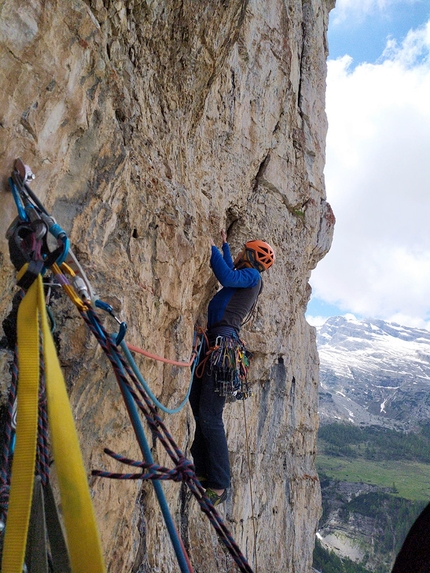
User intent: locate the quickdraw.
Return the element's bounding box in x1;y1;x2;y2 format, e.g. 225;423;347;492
208;336;252;401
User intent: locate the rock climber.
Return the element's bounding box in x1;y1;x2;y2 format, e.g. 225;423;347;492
190;230;275;505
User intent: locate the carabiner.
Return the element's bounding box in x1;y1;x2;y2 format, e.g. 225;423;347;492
95;299;128;345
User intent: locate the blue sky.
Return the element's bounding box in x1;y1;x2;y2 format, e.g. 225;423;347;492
307;0;430;329
328;1;430;63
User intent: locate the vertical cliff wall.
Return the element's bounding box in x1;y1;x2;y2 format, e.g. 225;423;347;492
0;1;335;571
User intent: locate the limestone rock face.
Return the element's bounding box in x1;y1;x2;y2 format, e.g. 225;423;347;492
0;1;334;571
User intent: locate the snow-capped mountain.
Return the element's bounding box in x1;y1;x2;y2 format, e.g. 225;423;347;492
317;316;430;430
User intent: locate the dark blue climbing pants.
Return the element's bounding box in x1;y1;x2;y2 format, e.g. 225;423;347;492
189;363;230;491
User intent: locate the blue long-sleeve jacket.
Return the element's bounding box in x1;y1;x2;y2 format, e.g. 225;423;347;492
207;243;261;332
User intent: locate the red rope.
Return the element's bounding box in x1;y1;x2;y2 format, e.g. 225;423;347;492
126;331;203;368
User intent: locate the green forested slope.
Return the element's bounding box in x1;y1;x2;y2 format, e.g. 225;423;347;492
314;422;430;573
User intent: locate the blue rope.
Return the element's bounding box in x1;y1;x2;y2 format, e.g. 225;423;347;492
112;355;193;573
119;337;201;415
8;177;27;221
82;310;194;573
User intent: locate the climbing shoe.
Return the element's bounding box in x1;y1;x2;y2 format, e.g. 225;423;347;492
205;488;227;506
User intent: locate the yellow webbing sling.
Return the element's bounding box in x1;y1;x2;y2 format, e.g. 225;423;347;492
1;272;106;573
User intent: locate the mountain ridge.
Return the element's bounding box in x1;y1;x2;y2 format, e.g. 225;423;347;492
317;316;430;431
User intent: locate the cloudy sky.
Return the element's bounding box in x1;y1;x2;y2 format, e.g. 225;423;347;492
307;0;430;330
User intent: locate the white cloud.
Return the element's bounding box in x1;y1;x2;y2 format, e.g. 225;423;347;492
331;0;422;25
382;20;430;66
311;20;430;329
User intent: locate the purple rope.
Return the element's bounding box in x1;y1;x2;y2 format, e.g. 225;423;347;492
92;448;196;482
84;309;254;573
37;360;50;486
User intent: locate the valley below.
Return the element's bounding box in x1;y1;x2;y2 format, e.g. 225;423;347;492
313;316;430;572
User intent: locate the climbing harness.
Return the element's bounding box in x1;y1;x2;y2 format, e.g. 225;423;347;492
197;335;252;401
1;159;256;573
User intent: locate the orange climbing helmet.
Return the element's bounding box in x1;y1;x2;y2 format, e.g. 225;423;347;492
243;240;275;272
